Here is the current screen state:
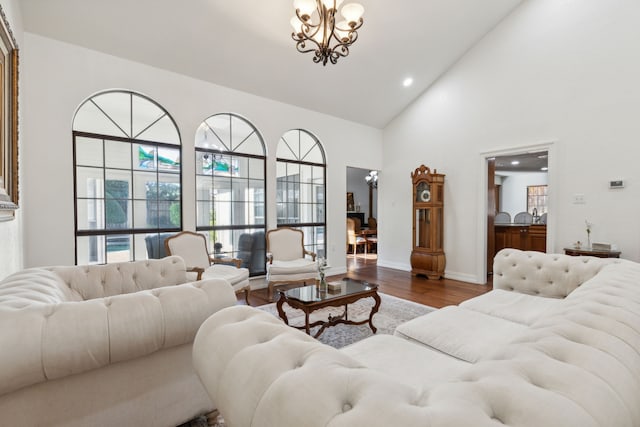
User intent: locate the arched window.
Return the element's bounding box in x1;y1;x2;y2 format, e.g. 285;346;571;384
195;113;266;276
72;90;181;264
276;129;326;258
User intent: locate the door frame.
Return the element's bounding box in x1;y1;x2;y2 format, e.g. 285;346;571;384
476;140;557;281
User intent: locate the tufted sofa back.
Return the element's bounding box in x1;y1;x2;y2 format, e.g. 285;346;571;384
493;248;616;298
45;256;188;300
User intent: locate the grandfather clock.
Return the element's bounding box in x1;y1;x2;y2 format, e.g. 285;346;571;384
411;165;445;279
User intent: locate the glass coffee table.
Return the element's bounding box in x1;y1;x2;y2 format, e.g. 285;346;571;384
276;278;380;338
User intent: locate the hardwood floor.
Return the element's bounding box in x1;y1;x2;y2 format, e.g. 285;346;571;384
242;254;492;308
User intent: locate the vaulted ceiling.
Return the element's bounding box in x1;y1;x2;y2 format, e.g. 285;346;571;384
21;0;522;128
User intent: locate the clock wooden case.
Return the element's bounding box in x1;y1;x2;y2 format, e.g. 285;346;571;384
410;165;445;279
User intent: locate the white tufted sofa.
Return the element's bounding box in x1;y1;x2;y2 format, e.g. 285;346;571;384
0;256;237;427
192;248;640;427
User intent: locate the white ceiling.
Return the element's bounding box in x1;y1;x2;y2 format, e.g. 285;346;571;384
20;0;522;129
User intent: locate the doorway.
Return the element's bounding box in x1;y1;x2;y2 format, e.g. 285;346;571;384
481;142;556;279
346;167;378;268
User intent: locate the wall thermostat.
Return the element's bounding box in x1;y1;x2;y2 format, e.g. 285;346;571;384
609;180;624;189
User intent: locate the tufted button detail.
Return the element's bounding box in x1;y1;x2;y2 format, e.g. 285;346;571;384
342;403;352;412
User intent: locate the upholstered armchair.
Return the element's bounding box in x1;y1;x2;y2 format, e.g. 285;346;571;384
144;232;176;259
165;231;251;304
265;227;317;301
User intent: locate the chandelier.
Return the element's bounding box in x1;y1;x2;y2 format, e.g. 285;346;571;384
290;0;364;66
365;170;378;188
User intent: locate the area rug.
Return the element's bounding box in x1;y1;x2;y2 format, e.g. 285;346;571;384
258;292;435;349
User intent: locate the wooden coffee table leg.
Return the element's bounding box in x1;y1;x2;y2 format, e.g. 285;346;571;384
276;292;289;325
368;292;381;333
305;311;311;335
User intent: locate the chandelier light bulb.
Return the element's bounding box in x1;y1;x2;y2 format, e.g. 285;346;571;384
334;20;351;42
341;3;364;24
290;16;303;34
321;0;343;10
294;0;316;18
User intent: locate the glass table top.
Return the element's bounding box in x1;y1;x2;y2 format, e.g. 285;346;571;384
282;278;377;303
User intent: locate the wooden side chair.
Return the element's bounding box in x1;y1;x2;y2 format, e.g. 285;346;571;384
165;231;251;304
347;218;367;255
265;227;317;301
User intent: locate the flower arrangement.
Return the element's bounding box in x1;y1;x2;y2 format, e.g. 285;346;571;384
585;220;593;248
317;257;328;285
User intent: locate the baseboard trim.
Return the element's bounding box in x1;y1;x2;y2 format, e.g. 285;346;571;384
377;260;484;285
376;260;411;271
444;271;485;285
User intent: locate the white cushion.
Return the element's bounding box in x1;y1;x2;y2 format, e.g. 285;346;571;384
342;334;471;390
394;306;528;362
202;264;250;291
268;258;317;275
460;289;564;325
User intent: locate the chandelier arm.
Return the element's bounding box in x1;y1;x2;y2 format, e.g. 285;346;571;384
296;40;322;55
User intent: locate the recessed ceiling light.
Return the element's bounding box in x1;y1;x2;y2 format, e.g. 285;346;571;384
402;77;413;87
541;167;548;171
511;160;520;165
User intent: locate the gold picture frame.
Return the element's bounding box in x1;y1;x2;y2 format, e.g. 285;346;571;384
346;192;355;212
0;5;18;219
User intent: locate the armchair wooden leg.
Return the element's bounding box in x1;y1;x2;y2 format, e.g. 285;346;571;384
244;288;250;305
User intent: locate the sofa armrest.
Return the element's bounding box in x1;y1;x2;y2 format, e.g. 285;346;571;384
0;278;236;396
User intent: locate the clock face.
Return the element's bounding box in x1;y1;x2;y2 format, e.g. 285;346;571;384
416;182;431;203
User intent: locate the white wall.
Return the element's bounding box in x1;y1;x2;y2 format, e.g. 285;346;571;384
499;171;547;218
380;0;640;283
0;0;23;279
21;34;382;275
